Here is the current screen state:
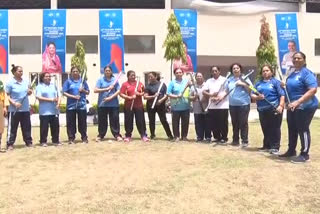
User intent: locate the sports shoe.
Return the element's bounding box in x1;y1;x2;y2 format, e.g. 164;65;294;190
7;145;14;151
269;149;280;155
116;136;123;142
124;137;131;143
142;136;150;143
174;137;180;142
150;135;156;140
82;139;89;144
212;139;220;143
26;143;34;148
54;142;63;146
291;155;309;164
41;143;48;147
279;151;296;158
230;141;239;146
68;140;75;145
219;139;227;144
181;137;189;142
241;143;249;148
95;137;102;143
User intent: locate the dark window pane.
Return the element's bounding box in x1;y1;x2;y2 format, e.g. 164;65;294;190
307;1;320;13
58;0;165;9
0;0;50;9
10;36;41;54
315;39;320;56
124;35;155;54
66;35;98;54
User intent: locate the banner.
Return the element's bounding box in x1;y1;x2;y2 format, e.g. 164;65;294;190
0;10;8;74
42;9;66;73
174;9;197;73
275;13;299;75
99;9;124;74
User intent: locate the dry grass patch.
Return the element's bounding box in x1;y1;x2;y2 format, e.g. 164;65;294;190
0;120;320;213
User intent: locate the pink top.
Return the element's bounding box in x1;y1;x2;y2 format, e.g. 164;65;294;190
173;54;193;74
42;47;62;73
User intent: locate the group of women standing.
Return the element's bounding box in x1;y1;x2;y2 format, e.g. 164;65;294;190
0;51;318;163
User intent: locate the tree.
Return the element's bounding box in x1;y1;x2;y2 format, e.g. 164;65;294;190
163;13;186;80
256;15;277;81
71;40;87;78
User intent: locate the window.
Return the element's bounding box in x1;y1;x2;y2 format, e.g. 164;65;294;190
66;35;98;54
0;0;50;9
10;36;41;54
58;0;165;9
315;39;320;56
307;1;320;13
124;35;155;54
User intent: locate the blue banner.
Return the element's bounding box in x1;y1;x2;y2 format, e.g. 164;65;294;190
174;9;197;73
99;9;125;74
275;13;300;75
0;10;8;74
42;9;66;73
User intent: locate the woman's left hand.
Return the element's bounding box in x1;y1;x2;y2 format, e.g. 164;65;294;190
276;105;283;114
288;100;300;111
3;108;7;117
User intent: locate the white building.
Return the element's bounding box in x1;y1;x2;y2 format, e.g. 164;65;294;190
1;0;320;103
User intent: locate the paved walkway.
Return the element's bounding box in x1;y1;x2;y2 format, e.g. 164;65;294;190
23;109;320;126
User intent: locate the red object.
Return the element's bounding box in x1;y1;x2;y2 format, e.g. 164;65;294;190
0;45;7;74
120;81;144;110
108;43;123;72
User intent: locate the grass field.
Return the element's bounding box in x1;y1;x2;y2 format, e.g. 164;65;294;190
0;120;320;214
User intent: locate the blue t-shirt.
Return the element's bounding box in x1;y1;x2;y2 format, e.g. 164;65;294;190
227;76;252;106
63;78;89;110
96;76;120;108
254;78;285;111
36;83;59;115
286;67;318;110
167;78;190;111
5;78;30;112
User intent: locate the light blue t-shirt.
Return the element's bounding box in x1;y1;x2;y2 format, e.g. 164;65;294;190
36;83;59;115
6;78;30;112
286;67;318;110
96;76;120;108
255;78;285;111
63;78;89;110
227;76;252;106
167;78;190;111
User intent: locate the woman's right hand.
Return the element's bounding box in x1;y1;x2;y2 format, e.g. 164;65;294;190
74;95;81;100
14;102;22;108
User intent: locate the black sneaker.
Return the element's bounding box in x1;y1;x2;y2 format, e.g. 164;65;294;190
68;140;75;145
219;139;227;144
82;139;89;144
150;135;156;140
230;141;239;146
241;143;249;148
279;151;296;158
269;149;280;155
291;155;309;164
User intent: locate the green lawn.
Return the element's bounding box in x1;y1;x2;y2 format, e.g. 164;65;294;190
0;120;320;214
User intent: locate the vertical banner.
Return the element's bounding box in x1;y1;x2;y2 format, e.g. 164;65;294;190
99;9;124;74
275;13;300;75
42;9;66;73
0;10;8;74
174;9;197;73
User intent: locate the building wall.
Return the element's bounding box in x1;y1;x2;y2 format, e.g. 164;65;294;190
2;8;320;103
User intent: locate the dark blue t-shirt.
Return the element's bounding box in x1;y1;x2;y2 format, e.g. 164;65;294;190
63;78;89;110
254;78;285;111
286;67;318;110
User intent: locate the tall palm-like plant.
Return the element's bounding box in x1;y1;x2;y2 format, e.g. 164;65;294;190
163;13;186;80
71;40;87;79
256;15;277;81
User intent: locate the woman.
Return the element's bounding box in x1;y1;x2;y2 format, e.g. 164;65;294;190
42;42;62;73
226;63;251;147
173;42;193;74
36;72;62;147
5;65;33;150
120;70;149;143
190;72;211;142
144;72;173;140
94;66;122;142
167;67;191;142
279;52;318;163
203;66;229;144
63;66;90;144
0;80;8;151
251;65;285;155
